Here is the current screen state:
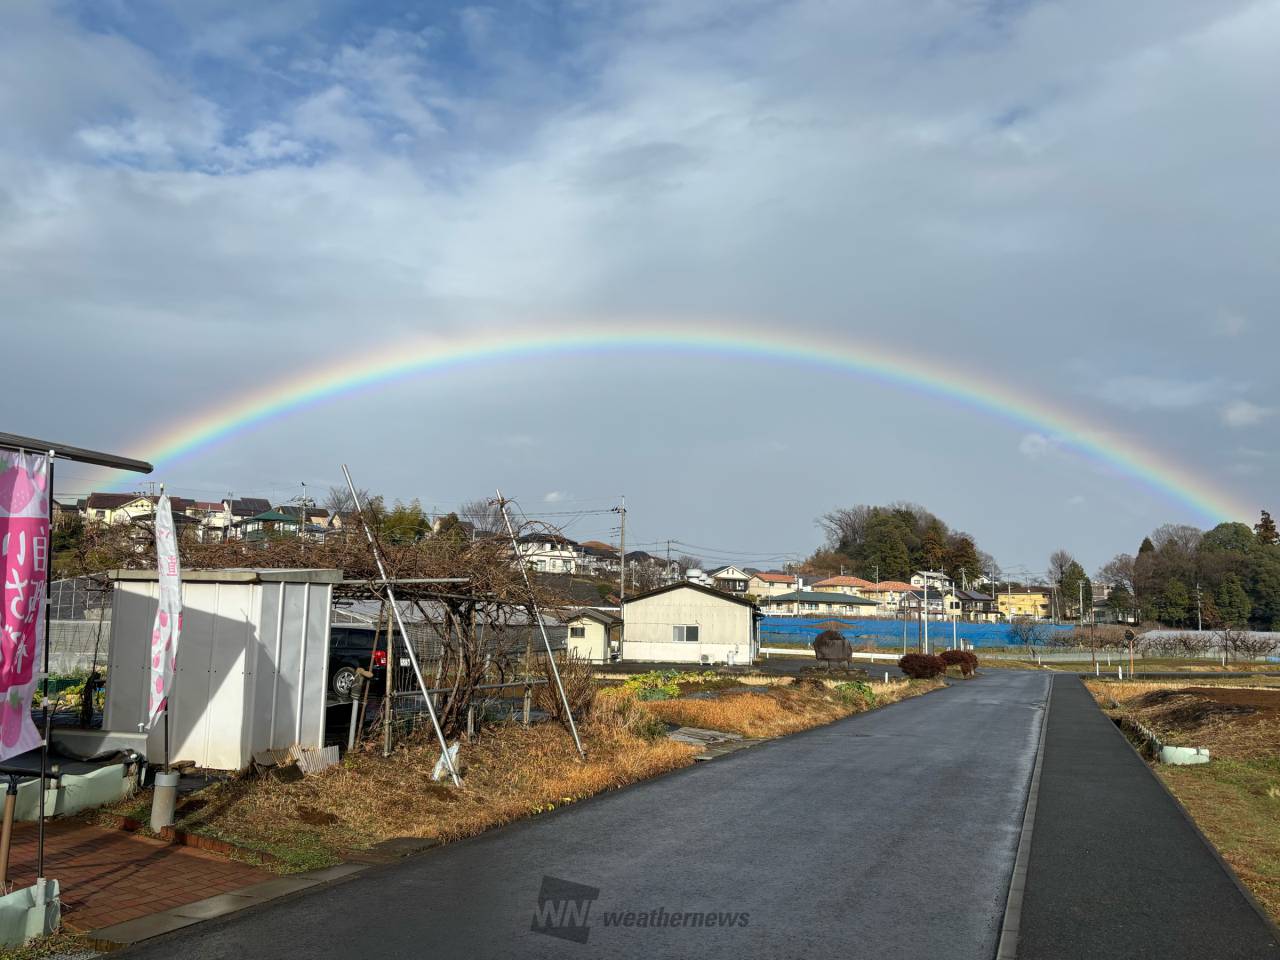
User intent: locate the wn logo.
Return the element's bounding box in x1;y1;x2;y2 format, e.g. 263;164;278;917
530;876;600;944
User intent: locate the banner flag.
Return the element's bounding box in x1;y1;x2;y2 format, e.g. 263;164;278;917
0;452;50;760
147;494;183;729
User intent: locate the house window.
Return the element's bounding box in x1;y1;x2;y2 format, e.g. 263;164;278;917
569;626;586;639
672;625;699;643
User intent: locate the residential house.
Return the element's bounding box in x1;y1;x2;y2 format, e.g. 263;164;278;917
240;510;302;542
621;582;760;665
564;608;622;662
579;541;622;577
899;589;947;620
277;504;331;542
515;534;581;574
746;571;798;598
859;581;914;616
707;566;751;594
203;497;273;542
943;589;999;622
997;589;1052;621
910;571;954;592
811;575;875;597
760;590;880;618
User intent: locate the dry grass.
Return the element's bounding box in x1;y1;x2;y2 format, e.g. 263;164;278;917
643;679;942;738
103;700;696;870
1089;679;1280;924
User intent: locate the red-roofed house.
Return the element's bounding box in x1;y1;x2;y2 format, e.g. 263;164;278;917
812;575;875;597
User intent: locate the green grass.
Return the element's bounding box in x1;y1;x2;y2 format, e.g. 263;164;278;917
1160;757;1280;923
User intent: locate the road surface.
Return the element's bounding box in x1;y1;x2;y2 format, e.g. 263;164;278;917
124;671;1048;960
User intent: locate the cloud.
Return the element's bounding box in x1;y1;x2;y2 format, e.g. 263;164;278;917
1215;311;1248;337
542;491;566;503
1018;433;1052;459
1067;495;1086;507
1092;375;1223;411
1222;400;1271;428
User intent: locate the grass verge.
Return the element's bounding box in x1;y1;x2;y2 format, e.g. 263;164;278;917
1089;679;1280;924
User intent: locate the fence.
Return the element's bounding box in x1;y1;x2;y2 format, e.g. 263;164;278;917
759;616;1076;649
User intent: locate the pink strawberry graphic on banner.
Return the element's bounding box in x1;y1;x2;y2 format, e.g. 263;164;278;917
0;463;43;516
1;690;24;747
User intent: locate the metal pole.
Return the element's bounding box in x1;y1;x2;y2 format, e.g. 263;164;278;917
37;451;54;882
496;491;586;759
381;604;392;758
341;465;459;785
922;582;929;654
0;776;17;889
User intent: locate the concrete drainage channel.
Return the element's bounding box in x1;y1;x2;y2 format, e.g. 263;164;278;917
1103;696;1212;766
665;726;764;760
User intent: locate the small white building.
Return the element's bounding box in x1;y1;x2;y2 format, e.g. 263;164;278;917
564;608;622;663
103;568;339;771
621;582;760;665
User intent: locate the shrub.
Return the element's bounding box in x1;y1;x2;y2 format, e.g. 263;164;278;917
621;669;720;700
536;653;596;722
898;653;945;679
591;687;669;740
938;649;979;677
834;680;877;707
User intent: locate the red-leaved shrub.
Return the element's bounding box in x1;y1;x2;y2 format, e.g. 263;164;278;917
938;649;979;676
898;653;945;679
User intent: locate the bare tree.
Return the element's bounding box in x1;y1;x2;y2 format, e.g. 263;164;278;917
323;484;375;516
456;498;507;537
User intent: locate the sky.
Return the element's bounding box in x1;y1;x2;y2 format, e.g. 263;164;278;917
3;0;1278;578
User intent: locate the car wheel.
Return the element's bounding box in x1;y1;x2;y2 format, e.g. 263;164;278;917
331;665;358;700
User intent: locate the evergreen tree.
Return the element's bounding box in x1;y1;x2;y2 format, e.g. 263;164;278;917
1255;510;1279;546
1156;579;1191;626
1059;560;1092;619
1215;574;1251;628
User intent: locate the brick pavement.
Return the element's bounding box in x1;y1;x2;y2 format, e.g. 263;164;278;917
5;819;270;932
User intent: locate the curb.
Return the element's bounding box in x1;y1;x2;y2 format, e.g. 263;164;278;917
96;815;285;867
83;862;369;950
995;674;1051;960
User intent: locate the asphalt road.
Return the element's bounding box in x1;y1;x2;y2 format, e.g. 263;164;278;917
125;671;1048;960
1017;675;1279;959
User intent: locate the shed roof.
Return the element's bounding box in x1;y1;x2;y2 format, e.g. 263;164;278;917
622;580;759;611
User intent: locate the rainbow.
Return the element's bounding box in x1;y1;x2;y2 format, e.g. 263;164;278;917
114;322;1248;522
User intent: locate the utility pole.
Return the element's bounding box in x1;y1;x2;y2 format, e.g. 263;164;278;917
1195;581;1203;631
612;497;627;600
922;581;929;654
299;480;308;556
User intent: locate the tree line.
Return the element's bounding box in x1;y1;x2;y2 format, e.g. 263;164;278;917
809;503;995;586
1094;511;1280;630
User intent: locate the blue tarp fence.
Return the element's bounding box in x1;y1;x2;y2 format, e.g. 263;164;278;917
759;616;1076;648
